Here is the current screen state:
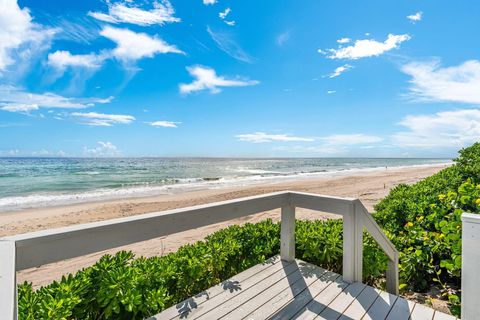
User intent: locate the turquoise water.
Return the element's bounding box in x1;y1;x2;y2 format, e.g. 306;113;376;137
0;157;450;212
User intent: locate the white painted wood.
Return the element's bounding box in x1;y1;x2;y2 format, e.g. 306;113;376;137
292;277;349;320
386;254;399;295
354;202;364;282
339;285;380;320
268;270;340;320
0;240;16;320
410;302;435;320
197;263;304;319
232;263;326;319
168;260;297;320
461;212;480;320
433;311;458;320
362;290;398;320
385;297;415;320
280;205;295;262
290;192;355;216
343;202;358;283
151;256;281;320
4;192;289;270
316;282;367;320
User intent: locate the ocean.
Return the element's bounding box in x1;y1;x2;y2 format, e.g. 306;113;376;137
0;157;450;212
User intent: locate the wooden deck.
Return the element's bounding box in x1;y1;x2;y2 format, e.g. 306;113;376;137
150;256;456;320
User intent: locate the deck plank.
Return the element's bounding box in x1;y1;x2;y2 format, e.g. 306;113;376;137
151;256;285;320
433;311;458;320
361;290;398;320
291;277;350;320
268;271;341;320
339;285;381;320
385;297;416;320
410;303;435;320
239;262;328;319
194;261;301;319
316;282;367;320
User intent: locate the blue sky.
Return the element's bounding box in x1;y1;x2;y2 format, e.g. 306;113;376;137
0;0;479;157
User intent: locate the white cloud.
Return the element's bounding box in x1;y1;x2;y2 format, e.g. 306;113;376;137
88;0;179;26
407;12;422;23
401;59;480;104
0;0;56;72
393;109;480;148
236;132;314;143
47;50;104;72
328;64;352;78
319;134;383;145
203;0;217;5
320;34;410;60
337;38;351;44
276;30;291;46
218;7;235;26
83;141;120;157
0;85;113;112
149;120;180;128
71;112;135;126
179;65;259;94
100;26;184;62
1;103;38;113
207;26;254;63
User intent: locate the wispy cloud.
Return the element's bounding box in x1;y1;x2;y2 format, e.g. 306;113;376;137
392;109;480;148
179;65;259;94
71;112;135;126
203;0;217;5
100;26;184;62
401;59;480;104
236;132;314;143
149;120;180;128
319;34;410;60
207;26;254;63
88;0;180;26
0;0;56;72
83;141;120;157
407;12;423;23
328;64;353;78
276;30;291;46
0;85;112;112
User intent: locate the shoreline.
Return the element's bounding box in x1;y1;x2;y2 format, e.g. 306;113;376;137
0;163;449;287
0;162;451;214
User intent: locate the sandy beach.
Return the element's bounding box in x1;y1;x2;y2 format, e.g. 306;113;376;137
0;164;447;288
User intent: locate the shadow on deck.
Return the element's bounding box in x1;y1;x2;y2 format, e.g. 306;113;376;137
148;256;456;320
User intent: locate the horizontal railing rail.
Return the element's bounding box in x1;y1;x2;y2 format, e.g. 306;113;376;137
0;191;399;320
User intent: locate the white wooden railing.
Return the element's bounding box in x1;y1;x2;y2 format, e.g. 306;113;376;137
0;191;399;320
461;213;480;320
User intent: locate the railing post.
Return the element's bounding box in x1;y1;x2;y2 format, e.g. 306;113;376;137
343;201;363;283
0;240;17;320
385;253;399;295
280;205;295;262
462;213;480;320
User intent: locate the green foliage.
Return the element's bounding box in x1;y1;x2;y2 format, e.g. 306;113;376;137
373;142;480;316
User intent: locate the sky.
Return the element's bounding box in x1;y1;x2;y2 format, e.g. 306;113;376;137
0;0;479;158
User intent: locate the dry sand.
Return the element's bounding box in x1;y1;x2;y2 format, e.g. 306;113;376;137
0;164;447;288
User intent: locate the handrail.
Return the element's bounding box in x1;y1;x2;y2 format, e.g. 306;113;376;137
0;191;399;319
